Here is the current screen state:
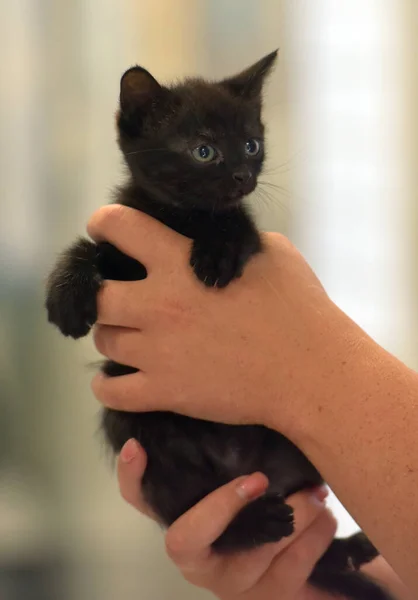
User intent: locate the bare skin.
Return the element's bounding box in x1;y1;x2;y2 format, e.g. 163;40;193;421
88;204;418;593
117;439;412;600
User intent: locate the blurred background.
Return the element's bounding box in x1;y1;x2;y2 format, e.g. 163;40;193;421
1;1;417;598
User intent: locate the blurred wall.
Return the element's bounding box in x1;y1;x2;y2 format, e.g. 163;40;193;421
286;0;418;537
0;1;417;599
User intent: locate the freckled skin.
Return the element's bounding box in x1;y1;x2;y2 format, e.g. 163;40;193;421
45;52;394;600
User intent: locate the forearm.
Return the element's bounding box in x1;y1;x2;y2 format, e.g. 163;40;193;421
282;314;418;593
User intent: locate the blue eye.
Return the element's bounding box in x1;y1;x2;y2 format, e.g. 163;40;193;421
192;144;217;163
245;139;261;156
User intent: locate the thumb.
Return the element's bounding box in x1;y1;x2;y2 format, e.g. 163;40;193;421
87;204;190;272
117;438;154;517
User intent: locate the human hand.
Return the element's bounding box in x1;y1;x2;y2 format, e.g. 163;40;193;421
117;438;337;600
89;205;371;439
88;206;418;597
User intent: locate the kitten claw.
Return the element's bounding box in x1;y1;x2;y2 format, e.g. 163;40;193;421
212;495;294;553
190;240;246;288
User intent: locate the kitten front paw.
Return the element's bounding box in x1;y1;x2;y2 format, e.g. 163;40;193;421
190;239;247;288
46;238;101;339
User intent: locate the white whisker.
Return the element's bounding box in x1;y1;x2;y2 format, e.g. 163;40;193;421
125;148;167;156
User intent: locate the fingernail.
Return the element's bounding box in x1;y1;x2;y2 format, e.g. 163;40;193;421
236;473;268;500
310;485;329;504
120;439;139;463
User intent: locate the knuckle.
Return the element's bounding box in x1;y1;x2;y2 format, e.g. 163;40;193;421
323;510;338;539
165;528;187;562
118;479;145;513
93;325;107;355
181;573;199;586
87;205;108;232
276;232;293;249
93;324;128;363
180;570;210;588
289;539;314;568
90;372;105;402
290;510;338;567
87;204;127;239
268;231;297;257
118;480;144;512
118;481;132;505
96;280;118;323
265;231;287;246
90;372;114;408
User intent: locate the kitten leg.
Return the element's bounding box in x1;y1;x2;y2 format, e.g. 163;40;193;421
310;570;395;600
46;237;101;338
190;208;261;288
46;238;146;339
212;494;294;553
191;238;254;288
315;532;379;572
309;533;395;600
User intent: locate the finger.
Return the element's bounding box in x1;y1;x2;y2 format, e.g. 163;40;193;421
233;485;331;568
255;509;337;598
91;363;179;413
285;486;330;542
220;487;330;593
165;473;269;568
87;204;190;272
96;280;152;328
91;369;153;411
93;325;146;370
117;439;152;516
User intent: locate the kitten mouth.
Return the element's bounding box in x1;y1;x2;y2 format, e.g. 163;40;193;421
223;193;244;208
229;191;244;201
227;186;254;203
229;180;256;202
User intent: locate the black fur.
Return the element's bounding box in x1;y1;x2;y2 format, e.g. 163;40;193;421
46;51;394;600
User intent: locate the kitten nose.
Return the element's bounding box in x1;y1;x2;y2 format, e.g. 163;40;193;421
232;167;252;184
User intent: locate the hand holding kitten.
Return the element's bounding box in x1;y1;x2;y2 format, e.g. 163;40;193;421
116;437;337;600
116;438;412;600
90;204;418;594
90;203;366;442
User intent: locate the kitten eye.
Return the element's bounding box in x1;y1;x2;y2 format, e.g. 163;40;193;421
191;144;217;163
245;139;261;156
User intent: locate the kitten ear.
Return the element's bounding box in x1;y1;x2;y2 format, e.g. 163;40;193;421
119;65;162;114
221;50;278;101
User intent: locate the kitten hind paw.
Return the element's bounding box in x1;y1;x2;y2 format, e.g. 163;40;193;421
212;494;294;554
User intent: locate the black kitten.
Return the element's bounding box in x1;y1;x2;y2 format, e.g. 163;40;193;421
46;52;393;600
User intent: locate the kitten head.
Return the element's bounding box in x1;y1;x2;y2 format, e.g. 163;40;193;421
116;50;278;211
